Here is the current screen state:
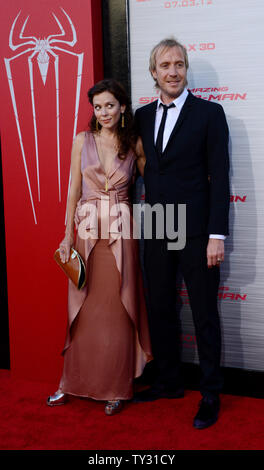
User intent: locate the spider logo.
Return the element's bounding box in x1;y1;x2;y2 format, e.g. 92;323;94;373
4;8;84;223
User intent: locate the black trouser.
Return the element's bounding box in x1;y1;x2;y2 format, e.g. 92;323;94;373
144;235;223;400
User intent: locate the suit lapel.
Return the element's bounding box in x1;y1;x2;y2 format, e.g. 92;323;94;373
145;100;158;149
142;100;160;166
163;91;196;154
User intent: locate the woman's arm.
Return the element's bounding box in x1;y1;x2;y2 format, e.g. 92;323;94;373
59;132;85;263
136;137;146;177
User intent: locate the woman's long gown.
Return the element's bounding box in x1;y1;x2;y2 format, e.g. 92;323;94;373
59;131;152;400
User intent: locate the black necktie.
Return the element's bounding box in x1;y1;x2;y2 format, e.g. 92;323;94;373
155;103;175;156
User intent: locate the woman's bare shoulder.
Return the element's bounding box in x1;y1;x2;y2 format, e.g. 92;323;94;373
72;132;87;154
75;131;86;144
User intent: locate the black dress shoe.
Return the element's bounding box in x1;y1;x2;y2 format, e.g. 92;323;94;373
133;386;184;403
193;396;220;429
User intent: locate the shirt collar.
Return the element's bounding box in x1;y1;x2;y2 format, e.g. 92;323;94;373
157;87;188;111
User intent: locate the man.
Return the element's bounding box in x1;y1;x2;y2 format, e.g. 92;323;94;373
134;38;230;429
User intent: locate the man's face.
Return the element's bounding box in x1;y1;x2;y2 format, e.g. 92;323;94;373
152;46;187;103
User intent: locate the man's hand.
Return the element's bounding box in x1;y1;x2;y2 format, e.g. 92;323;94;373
207;238;224;268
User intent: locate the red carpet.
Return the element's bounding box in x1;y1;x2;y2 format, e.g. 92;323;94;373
0;370;263;450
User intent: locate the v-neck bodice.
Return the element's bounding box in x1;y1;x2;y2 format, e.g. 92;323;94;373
91;132;118;178
79;131;136;202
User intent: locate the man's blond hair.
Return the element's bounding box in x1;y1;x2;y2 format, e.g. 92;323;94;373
149;37;189;88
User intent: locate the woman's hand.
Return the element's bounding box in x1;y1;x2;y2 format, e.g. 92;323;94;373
59;232;75;263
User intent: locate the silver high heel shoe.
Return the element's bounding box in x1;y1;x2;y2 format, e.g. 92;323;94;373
46;390;68;406
105;400;123;416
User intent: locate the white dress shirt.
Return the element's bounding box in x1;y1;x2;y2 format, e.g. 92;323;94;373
154;87;189;152
154;88;225;241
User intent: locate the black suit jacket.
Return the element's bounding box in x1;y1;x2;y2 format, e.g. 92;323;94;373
135;91;230;237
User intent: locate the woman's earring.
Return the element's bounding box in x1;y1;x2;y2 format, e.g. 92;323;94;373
121;113;125;128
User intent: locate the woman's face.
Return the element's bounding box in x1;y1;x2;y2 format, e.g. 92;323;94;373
93;91;126;131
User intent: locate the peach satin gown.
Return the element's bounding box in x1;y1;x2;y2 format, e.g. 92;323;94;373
59;132;152;400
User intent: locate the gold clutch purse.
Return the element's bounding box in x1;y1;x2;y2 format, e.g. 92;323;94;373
54;247;86;290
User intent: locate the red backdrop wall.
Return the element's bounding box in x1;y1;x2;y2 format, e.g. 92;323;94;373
0;0;103;384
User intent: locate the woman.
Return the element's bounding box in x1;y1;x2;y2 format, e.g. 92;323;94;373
47;79;151;415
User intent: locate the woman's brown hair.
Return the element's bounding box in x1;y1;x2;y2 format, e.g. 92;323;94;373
88;79;137;159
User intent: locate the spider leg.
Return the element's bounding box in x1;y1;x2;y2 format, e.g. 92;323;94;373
48;50;61;201
4;48;38;223
52;47;83;140
48;8;76;47
52;46;83;221
9;11;36;51
28;50;41;202
47;12;65;41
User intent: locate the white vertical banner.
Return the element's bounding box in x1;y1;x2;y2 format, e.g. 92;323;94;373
129;0;264;371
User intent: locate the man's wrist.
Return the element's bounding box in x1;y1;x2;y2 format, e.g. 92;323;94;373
209;234;226;240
